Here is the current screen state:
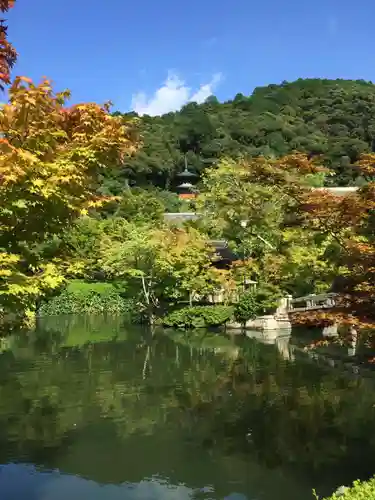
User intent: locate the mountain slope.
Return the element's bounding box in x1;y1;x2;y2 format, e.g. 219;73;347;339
113;78;375;189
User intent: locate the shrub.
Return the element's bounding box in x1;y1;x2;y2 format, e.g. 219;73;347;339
38;280;136;317
234;292;262;324
234;284;282;323
66;280;123;295
163;305;234;329
255;283;283;313
318;478;375;499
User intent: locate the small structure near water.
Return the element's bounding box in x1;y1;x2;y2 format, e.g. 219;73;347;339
227;295;292;334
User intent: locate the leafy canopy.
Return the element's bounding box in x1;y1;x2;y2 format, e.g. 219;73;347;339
196;153;326;253
113;78;375;190
0;0;16;89
99;221;231;314
295;154;375;328
0;77;137;329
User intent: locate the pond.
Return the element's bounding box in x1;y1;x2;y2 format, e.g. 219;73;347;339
0;315;375;500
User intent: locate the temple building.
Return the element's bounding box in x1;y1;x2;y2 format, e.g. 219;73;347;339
176;158;199;200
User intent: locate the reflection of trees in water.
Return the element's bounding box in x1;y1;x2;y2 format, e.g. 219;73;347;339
0;322;234;466
0;318;375;487
181;339;375;480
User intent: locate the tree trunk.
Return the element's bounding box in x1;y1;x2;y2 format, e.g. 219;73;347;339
148;307;155;326
141;275;154;326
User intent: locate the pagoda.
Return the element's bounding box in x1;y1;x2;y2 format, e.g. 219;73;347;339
176;157;199;200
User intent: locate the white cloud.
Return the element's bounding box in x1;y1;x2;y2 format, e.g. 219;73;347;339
131;72;222;116
190;73;222;104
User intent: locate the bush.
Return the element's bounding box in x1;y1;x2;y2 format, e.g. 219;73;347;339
163;305;234;329
66;280;123;295
234;284;282;323
234;292;262;324
255;283;283;313
319;478;375;499
38;280;136;317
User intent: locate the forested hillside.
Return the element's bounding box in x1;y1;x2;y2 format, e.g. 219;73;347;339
112;78;375;190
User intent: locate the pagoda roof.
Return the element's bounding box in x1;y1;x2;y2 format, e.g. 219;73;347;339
176;168;198;179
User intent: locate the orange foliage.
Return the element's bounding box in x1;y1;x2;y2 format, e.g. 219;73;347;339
299;155;375;327
0;0;16;89
0;76;138;327
0;77;138;244
299;190;364;233
237;153;328;192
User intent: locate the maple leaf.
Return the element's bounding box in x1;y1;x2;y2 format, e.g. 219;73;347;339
0;77;139;331
0;1;16;89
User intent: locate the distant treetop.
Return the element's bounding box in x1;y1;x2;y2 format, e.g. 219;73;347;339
111;78;375;191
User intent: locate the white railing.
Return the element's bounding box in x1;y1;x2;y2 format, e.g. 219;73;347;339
288;293;338;312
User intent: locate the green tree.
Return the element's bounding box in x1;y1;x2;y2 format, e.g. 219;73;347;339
0;78;137;330
99;223;229;322
196;154;324;256
113;187;165;223
112;78;375;190
261;228;340;296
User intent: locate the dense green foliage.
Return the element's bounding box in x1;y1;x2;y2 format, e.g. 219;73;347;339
2;73;369;331
234;292;262;324
1;73;373;334
233;284;281;323
39;281;135;317
163;305;234;329
113;79;375;190
320;478;375;499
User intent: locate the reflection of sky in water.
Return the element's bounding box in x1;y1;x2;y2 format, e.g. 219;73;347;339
0;464;248;500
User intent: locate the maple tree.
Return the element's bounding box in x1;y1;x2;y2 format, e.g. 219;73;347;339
0;0;16;89
195;154;329;290
259;228;339;296
292;154;375;331
196;154;327;240
0;77;137;330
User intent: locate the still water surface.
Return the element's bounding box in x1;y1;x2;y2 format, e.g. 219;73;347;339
0;315;375;500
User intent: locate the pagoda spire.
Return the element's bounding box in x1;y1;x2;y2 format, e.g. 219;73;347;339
176;155;199;200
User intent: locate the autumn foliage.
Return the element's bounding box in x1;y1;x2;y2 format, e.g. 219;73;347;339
293;155;375;329
0;77;137;238
0;0;16;88
0;77;138;329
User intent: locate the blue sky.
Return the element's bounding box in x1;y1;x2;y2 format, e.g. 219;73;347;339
5;0;375;115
